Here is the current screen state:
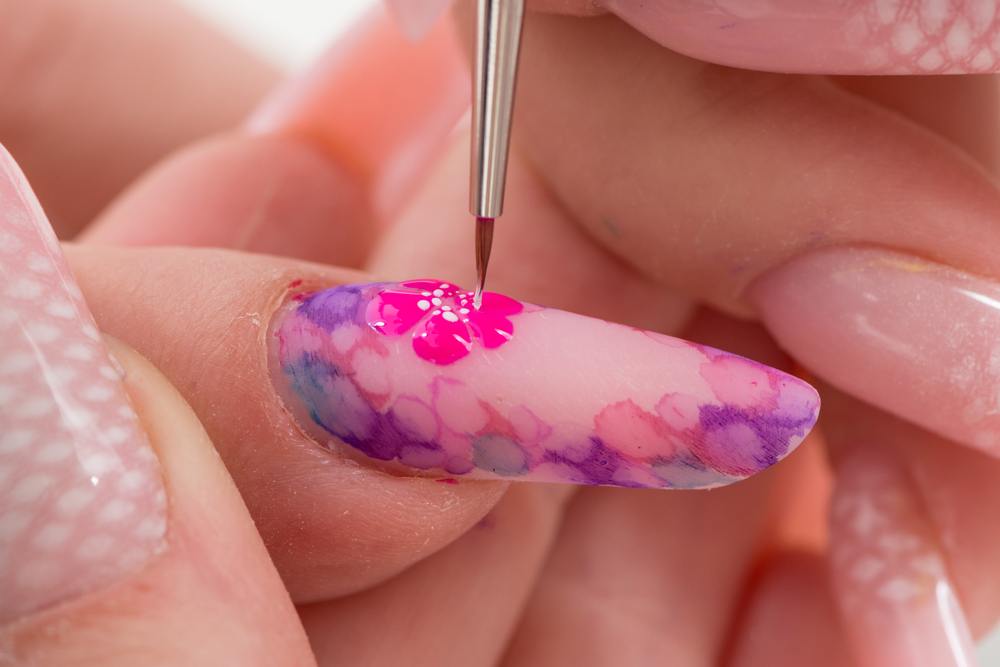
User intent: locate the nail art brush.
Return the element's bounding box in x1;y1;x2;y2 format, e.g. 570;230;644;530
470;0;525;308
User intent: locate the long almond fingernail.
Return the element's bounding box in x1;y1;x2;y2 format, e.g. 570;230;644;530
0;145;166;622
269;280;820;489
830;448;978;667
751;246;1000;459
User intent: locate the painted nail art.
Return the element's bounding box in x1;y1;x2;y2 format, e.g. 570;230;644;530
270;280;820;489
830;449;978;667
0;146;166;623
751;246;1000;459
604;0;1000;74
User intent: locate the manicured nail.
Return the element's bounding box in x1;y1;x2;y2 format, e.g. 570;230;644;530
603;0;1000;74
0;146;166;623
830;449;977;667
269;280;819;489
384;0;455;41
751;246;1000;459
246;6;468;217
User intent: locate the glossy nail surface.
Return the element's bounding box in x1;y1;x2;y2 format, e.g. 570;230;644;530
271;280;819;489
0;146;165;622
752;246;1000;458
830;449;978;667
604;0;1000;74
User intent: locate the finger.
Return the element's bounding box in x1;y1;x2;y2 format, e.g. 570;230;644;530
300;484;571;667
528;0;1000;74
833;75;1000;174
829;445;978;667
0;151;310;665
247;5;468;221
726;553;854;667
821;390;1000;665
85;7;466;264
0;0;277;237
68;244;507;602
67;238;818;602
496;310;821;667
464;9;1000;461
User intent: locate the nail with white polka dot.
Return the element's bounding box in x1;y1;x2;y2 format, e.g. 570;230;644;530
0;145;166;623
830;448;977;667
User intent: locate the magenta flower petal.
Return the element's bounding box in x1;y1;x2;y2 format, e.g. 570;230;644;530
413;314;473;365
467;310;515;349
366;287;429;335
367;280;524;365
479;291;523;317
401;279;450;292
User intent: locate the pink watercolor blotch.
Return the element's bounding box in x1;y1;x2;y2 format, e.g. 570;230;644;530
271;280;820;489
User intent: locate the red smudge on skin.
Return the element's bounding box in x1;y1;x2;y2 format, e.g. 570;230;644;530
436;478;458;485
288;279;304;288
291;293;306;302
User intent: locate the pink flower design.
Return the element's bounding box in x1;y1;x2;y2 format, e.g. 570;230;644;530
366;279;524;365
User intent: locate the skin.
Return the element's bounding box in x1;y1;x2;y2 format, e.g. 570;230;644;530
3;1;1000;665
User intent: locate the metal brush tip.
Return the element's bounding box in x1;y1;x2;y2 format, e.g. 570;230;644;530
474;216;495;309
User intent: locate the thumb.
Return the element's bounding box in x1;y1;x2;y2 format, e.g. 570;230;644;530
0;146;311;665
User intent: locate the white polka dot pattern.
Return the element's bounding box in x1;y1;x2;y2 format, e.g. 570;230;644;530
849;0;1000;73
0;146;165;622
829;449;977;666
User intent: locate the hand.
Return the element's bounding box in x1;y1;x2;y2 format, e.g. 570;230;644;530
1;3;998;667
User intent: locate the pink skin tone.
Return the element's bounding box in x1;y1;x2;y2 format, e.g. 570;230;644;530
398;0;1000;74
831;448;978;667
0;146;166;622
271;280;820;489
751;246;1000;460
247;5;468;219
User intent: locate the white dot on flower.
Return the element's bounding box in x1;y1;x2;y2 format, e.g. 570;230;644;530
421;291;432;297
460;308;470;314
417;299;431;311
439;283;449;289
441;311;460;323
433;289;444;297
442;305;451;311
431;297;442;306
